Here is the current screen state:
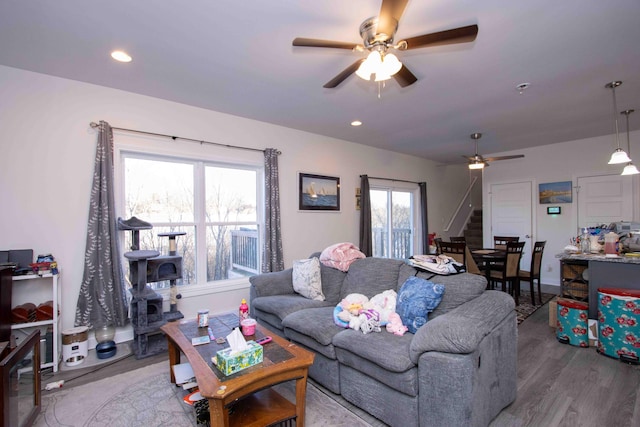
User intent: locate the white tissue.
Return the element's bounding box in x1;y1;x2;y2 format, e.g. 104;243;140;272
226;327;249;354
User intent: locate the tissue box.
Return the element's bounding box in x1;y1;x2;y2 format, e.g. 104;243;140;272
216;340;263;375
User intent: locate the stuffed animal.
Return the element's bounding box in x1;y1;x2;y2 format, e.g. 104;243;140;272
334;293;369;327
367;290;397;325
385;312;408;336
334;292;395;333
350;309;381;334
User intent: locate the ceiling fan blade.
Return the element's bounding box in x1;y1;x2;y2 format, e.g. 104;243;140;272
484;154;525;162
323;59;365;88
393;64;418;87
401;24;478;50
378;0;409;37
463;155;484;162
293;38;361;50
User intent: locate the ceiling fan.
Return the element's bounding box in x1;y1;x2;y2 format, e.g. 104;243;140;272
292;0;478;88
466;133;525;169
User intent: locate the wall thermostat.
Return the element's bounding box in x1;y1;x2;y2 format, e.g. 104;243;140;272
547;206;561;215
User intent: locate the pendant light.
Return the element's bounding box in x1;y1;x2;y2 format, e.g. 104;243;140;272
621;109;639;175
606;81;632;164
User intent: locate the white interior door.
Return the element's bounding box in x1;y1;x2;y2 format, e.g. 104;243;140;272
490;181;533;267
577;174;633;229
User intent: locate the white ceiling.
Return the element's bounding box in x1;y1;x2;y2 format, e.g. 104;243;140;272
1;0;639;164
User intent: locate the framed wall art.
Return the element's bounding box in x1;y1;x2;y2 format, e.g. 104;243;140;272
298;173;340;211
539;181;572;204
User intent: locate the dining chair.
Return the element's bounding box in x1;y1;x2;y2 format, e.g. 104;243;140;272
464;246;482;276
438;241;466;265
518;241;546;305
450;236;466;243
493;236;519;250
489;241;525;305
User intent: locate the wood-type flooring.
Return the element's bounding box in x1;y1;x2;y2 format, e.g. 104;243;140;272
490;297;640;427
42;286;640;427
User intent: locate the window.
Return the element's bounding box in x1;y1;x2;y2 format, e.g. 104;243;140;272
121;152;261;289
370;187;416;259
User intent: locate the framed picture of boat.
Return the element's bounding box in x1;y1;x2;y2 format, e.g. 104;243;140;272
299;173;340;211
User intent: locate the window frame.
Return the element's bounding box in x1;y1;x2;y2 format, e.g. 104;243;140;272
369;180;423;259
114;141;264;297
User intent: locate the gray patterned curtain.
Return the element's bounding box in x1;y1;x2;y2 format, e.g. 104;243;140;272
262;148;284;272
75;121;129;328
359;175;372;257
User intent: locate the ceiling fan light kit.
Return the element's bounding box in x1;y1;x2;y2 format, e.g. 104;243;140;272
355;50;402;82
292;0;478;89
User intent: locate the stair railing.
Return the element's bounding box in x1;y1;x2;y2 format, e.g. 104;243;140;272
443;176;479;236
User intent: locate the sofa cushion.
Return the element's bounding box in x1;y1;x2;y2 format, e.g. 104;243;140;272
340;257;405;299
292;257;324;301
396;276;445;334
398;264;486;319
332;328;416;373
319;262;347;304
283;306;343;347
252;295;332;324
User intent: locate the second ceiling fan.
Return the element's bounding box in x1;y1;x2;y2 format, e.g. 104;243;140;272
292;0;479;88
466;133;525;169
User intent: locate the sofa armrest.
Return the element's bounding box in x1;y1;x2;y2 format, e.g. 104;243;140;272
409;290;515;364
249;268;294;298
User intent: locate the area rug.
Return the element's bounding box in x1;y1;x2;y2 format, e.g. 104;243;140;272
34;361;373;427
515;291;555;325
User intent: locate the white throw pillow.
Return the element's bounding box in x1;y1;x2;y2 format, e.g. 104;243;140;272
292;257;325;301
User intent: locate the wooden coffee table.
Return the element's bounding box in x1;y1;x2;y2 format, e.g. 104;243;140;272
161;313;314;427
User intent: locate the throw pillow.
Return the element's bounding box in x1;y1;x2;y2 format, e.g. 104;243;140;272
396;276;445;334
292;257;325;301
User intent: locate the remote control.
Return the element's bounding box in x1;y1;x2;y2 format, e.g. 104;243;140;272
256;336;272;345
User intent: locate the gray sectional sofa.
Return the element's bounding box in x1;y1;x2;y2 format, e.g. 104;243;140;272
249;255;517;427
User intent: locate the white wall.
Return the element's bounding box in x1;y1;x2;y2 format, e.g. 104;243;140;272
0;65;470;339
482;134;640;287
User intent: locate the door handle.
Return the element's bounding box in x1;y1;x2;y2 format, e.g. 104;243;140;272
525;234;531;239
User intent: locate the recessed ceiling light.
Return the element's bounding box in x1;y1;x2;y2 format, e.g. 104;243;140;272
111;50;132;63
351;120;363;127
515;82;530;94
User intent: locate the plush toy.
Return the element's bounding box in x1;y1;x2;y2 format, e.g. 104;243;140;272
333;291;395;333
350;309;381;334
367;290;397;325
385;312;408;336
334;293;369;327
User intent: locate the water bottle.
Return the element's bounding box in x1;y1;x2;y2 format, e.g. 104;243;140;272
580;228;591;254
239;298;249;322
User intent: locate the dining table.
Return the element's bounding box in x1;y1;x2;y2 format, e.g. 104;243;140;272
470;248;506;289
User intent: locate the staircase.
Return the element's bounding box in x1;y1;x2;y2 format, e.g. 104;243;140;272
463;209;483;250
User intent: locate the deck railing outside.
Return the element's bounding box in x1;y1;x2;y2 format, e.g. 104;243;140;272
230;228;259;275
372;227;412;259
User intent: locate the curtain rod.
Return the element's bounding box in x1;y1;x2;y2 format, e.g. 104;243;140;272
90;122;281;155
361;175;422;185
